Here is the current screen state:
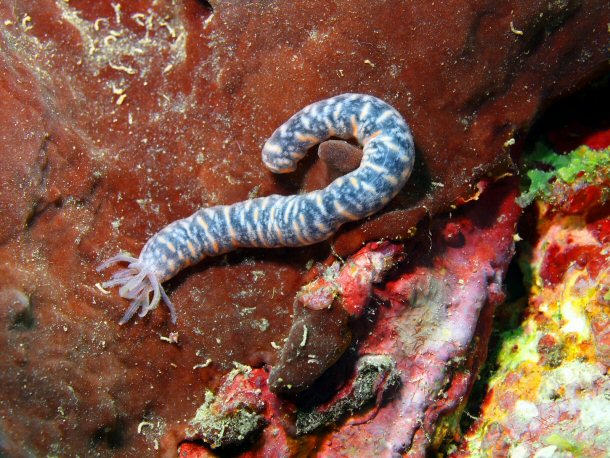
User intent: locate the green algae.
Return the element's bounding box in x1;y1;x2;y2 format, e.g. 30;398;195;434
187;390;265;449
544;433;583;455
517;143;610;207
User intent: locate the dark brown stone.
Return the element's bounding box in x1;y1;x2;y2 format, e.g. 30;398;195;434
268;299;352;395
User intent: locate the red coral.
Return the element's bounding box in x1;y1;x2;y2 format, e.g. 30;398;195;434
540;243;606;287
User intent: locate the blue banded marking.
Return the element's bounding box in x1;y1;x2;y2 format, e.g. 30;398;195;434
100;93;415;323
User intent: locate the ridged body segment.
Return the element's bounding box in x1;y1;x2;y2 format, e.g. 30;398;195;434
141;94;414;282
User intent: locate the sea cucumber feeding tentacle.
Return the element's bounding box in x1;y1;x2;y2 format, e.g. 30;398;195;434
98;94;415;324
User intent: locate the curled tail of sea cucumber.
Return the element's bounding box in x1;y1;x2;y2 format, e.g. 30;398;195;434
97;254;177;324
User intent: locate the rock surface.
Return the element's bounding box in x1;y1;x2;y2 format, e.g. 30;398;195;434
0;0;607;456
457;135;610;457
179;176;521;456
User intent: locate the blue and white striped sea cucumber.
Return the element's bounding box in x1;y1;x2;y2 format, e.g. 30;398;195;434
98;94;415;324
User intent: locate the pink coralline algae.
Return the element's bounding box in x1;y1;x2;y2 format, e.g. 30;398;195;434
309;178;521;456
181;178;522;455
456;134;610;457
269;241;405;395
184;366;284;452
303;241;406;317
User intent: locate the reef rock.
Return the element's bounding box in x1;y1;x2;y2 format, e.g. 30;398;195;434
457;136;610;458
0;0;607;456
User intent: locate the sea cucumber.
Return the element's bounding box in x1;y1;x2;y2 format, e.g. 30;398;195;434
98;93;415;324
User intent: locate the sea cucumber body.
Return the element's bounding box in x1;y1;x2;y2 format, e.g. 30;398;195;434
101;94;415;323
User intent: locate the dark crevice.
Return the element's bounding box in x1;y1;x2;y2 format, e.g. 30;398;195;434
69;174;103;209
179;437;264;458
24;198;64;230
9;304;36;331
456;1;583;126
24;135;107;231
90;416;127;449
511;0;581;61
459;256;528;435
456;69;610;449
24;134;54;230
6;290;36;331
197;0;214;14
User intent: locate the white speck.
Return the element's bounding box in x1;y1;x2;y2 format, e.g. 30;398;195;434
137;421;154;434
560;299;590;337
21;14;33;31
95;283;111;294
515;399;538;420
510;21;524;35
533;445;557;458
193;358;212;369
